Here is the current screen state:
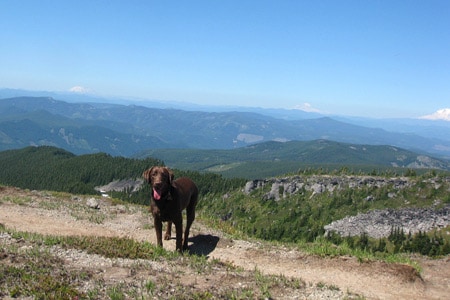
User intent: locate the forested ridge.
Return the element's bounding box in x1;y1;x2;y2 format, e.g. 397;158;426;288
0;146;160;194
136;139;450;178
0;146;245;204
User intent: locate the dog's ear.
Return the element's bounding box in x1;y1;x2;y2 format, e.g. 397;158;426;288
142;167;154;184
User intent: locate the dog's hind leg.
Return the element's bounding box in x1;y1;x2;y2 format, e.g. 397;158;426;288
183;204;196;250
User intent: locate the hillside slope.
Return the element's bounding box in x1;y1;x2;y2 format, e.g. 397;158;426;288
1;186;449;299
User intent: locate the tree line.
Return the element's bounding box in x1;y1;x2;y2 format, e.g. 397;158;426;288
0;146;245;200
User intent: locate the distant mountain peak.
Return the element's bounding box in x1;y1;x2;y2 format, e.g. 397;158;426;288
420;108;450;121
69;86;91;94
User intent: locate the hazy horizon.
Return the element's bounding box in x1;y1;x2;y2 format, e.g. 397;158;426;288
1;1;449;119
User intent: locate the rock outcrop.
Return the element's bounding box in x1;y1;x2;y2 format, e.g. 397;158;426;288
324;205;450;238
244;175;450;238
243;175;413;200
95;179;144;194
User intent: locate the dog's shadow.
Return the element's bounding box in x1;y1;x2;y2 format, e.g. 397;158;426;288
188;234;220;256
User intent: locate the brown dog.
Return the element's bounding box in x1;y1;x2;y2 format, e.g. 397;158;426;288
142;166;198;251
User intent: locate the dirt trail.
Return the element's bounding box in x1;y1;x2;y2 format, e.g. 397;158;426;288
1;187;449;299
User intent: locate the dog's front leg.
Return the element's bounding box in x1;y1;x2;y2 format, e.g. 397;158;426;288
164;221;172;240
154;216;163;247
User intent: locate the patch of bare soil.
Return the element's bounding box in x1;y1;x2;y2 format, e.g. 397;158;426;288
1;186;449;299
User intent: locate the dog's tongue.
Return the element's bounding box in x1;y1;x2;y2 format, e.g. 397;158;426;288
153;188;161;200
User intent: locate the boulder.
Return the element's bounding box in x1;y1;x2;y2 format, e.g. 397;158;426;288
86;198;100;209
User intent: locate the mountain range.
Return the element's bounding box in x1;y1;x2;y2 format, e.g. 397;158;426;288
0;91;450;164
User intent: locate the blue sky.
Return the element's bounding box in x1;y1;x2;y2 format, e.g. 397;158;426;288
1;0;449;119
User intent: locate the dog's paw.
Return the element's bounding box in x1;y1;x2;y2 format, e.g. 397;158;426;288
164;233;171;240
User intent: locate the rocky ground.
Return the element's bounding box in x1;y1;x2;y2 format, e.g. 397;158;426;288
1;186;450;299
